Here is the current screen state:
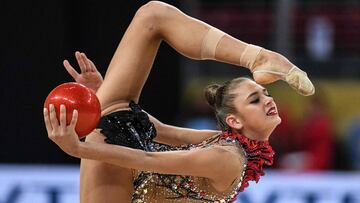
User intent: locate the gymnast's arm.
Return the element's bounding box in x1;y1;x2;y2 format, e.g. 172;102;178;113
63;52;220;146
77;142;239;184
147;113;220;146
43;106;241;186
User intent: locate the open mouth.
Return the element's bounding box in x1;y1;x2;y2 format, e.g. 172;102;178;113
266;107;277;116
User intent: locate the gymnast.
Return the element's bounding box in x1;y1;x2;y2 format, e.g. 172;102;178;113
44;1;314;202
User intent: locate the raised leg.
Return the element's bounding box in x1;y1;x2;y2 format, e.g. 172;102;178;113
97;1;313;112
96;1;247;112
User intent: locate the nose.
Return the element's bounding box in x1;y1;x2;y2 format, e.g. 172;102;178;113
264;95;274;106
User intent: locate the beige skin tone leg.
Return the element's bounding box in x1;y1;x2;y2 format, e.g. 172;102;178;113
58;1;305;202
96;1;263;110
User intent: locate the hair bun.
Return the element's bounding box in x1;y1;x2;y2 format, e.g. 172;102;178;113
204;84;222;109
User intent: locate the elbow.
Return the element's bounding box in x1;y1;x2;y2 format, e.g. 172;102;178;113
150;116;166;136
155;122;166;136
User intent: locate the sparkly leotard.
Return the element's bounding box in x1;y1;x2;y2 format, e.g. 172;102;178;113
131;134;245;203
97;102;274;203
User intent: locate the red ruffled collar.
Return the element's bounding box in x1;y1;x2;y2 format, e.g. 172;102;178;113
221;130;274;193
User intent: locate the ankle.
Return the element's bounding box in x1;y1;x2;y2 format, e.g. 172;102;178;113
251;49;267;72
239;44;262;70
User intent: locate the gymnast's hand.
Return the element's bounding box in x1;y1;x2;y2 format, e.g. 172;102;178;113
43;104;81;157
63;51;103;92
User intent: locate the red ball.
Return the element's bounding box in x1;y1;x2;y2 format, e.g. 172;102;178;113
44;82;101;138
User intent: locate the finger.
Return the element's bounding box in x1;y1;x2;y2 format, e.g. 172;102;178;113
43;108;53;134
59;104;67;128
63;60;79;79
81;53;91;72
89;59;98;72
49;104;59;132
75;51;87;73
70;109;78;129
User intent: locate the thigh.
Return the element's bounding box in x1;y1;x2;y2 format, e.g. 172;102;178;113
96;12;161;110
80;132;134;203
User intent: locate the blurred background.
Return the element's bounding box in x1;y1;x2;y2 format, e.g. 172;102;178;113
1;0;360;202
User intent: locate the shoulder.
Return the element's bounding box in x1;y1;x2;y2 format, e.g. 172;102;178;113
211;141;246;160
206;145;246;191
188;144;245;173
210;144;245;169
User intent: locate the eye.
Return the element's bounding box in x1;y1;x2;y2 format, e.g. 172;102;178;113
250;98;260;104
263;90;272;97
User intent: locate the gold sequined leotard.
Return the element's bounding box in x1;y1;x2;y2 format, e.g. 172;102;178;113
131;134;247;203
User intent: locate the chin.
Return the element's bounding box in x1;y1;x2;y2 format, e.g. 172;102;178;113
267;115;282;126
275;116;282;125
267;116;282;133
257;119;281;140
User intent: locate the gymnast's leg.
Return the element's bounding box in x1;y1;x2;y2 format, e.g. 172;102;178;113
98;1;313;108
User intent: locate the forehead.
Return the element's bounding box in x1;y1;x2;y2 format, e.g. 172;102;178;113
232;80;265;99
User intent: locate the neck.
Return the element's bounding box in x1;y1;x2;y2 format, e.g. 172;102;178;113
237;128;272;141
222;129;275;193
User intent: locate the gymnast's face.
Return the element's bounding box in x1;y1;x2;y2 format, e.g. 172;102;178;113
225;79;281;140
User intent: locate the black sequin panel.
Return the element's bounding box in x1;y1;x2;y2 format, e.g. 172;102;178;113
97;101;157;151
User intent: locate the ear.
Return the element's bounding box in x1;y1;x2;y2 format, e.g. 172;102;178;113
225;114;243;130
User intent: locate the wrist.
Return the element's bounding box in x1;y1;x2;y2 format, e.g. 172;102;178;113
95;82;102;92
69;141;84;158
92;80;103;93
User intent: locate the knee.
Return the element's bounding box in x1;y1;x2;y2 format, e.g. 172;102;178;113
134;1;174;28
138;1;173;16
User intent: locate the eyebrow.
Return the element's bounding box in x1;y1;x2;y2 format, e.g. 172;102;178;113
246;88;267;100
